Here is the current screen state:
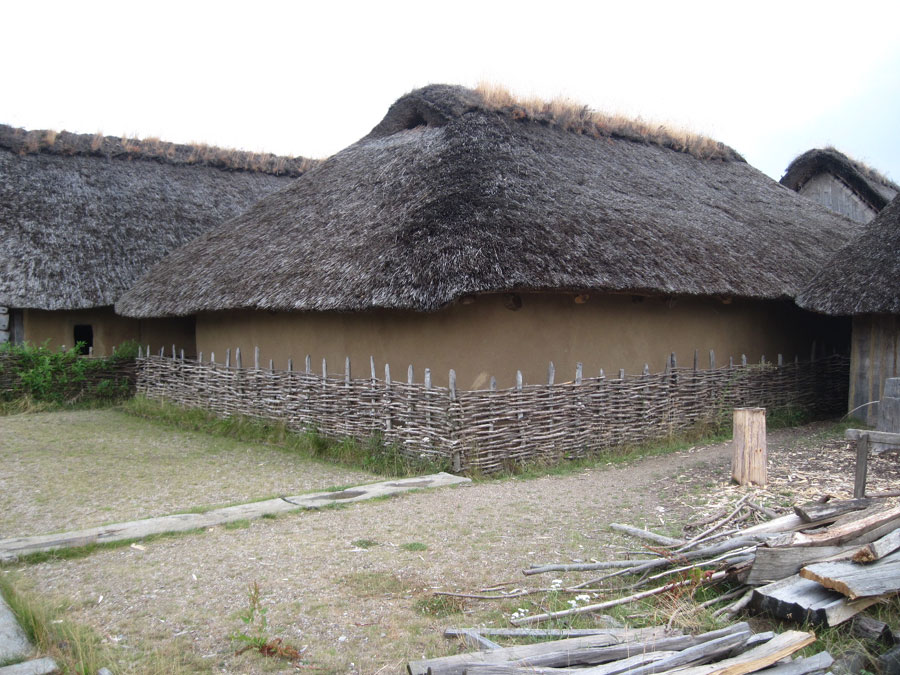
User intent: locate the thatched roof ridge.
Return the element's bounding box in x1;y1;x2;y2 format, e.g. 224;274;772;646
117;84;861;318
797;196;900;315
781;147;899;211
0;124;319;176
1;125;310;310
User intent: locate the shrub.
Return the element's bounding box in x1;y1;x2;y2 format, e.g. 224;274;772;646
0;341;137;406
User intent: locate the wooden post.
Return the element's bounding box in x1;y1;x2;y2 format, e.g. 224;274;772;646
254;345;260;370
138;345;143;358
575;362;583;385
235;347;241;369
732;408;767;486
547;361;555;385
287;358;293;372
709;349;716;370
345;357;351;386
305;354;311;374
225;348;231;368
854;434;870;499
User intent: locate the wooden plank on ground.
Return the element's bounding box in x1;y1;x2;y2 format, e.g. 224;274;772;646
660;630;816;675
0;473;470;561
751;574;882;626
749;519;900;585
800;550;900;599
768;505;900;548
794;499;871;523
751;650;833;675
407;625;734;675
852;527;900;563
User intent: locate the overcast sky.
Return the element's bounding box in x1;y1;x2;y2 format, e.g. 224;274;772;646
3;0;898;181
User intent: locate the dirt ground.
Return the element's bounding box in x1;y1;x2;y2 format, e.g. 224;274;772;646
2;412;898;673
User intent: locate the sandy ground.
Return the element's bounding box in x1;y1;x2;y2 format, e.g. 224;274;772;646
2;414;898;673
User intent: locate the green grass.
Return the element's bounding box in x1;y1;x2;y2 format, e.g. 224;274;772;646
0;573;197;674
351;539;379;549
400;542;428;552
122;396;450;477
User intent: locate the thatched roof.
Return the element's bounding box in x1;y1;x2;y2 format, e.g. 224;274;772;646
1;124;317;310
781;147;899;212
797;196;900;315
117;84;861;318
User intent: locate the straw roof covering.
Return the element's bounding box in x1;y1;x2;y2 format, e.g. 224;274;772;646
1;124;317;310
797;196;900;315
117;84;860;318
781;147;899;212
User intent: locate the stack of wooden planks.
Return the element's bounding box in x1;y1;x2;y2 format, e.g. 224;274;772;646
407;623;826;675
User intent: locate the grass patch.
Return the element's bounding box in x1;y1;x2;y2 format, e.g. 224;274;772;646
400;542;428;552
351;539;379;549
122;395;450;477
0;573;197;674
341;572;405;597
224;519;251;530
415;594;466;617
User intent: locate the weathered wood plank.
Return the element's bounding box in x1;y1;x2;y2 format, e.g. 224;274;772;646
794;500;871;524
769;506;900;548
406;625;711;675
752;650;833;675
661;630;816;675
609;523;684;547
0;473;471;562
800;550;900;599
751;574;882;625
732;408;767;486
851;527;900;563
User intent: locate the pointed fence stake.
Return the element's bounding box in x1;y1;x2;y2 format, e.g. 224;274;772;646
449;369;456;401
235;347;242;369
225;348;231;368
287;358;293;372
709;349;716;370
547;361;555;385
345;357;351;385
305;354;311;374
254;345;260;370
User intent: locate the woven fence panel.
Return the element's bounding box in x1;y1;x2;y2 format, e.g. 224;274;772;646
135;353;849;474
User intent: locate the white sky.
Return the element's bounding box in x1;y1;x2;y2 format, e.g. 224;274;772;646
3;0;899;181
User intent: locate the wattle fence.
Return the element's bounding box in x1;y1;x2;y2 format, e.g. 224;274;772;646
135;350;850;474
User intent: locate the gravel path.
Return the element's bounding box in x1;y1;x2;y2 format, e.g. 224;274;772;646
5;418;897;673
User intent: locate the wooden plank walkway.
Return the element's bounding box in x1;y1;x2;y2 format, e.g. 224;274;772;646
0;472;470;562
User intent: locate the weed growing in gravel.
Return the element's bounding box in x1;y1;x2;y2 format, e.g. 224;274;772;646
401;542;428;552
231;581;305;663
415;594;466;617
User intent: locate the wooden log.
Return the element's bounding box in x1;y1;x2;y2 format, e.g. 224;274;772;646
455;629;501;651
406;625;674;675
852;527;900;562
663;630;816;675
611;630;752;675
609;523;684;547
732;408;767;486
751;574;882;626
800;550;900;599
524;560;653;575
794;499;872;524
851;615;894;644
445;627;618;640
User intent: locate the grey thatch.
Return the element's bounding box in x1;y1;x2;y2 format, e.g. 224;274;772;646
781;147;899;212
117;84;860;318
1;124;317;310
797;196;900;315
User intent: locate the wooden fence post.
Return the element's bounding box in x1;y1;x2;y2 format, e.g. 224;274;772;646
732;407;767;486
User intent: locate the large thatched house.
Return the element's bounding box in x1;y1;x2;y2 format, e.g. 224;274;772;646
118;85;860;389
1;124;315;354
781;147;898;224
797;196;900;425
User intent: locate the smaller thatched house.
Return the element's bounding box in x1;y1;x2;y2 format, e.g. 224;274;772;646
781;147;898;224
0;124;316;354
118;85;861;389
797;196;900;424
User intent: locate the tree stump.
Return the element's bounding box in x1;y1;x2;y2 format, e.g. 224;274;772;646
733;407;767;486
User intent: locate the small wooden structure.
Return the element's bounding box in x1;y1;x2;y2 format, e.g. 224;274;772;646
733;408;767;486
846;378;900;498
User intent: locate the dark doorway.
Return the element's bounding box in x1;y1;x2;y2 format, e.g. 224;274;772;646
73;325;93;354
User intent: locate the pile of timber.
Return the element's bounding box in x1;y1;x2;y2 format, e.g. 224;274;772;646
506;497;900;628
407;622;826;675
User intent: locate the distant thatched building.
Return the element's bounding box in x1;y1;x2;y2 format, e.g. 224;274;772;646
797;196;900;424
781;147;898;224
118;85;860;388
0;124;315;355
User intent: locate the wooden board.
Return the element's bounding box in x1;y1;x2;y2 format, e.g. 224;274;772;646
794;499;871;523
662;631;816;675
852;527;900;563
0;473;471;561
800;550;900;599
751;574;882;626
770;505;900;548
407;625;736;675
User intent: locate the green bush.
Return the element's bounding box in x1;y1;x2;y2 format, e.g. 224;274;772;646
0;340;137;405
